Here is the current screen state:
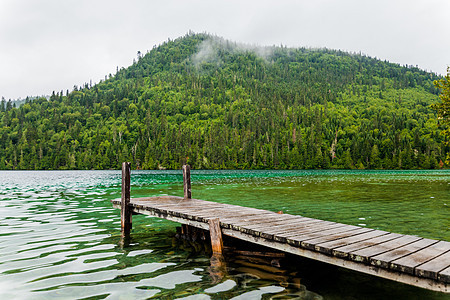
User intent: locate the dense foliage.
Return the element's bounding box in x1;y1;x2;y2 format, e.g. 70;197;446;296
431;67;450;163
0;33;447;170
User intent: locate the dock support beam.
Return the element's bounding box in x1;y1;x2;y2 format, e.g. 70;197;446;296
182;164;191;200
208;218;223;254
121;162;132;236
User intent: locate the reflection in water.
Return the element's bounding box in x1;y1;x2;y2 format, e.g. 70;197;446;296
209;254;227;284
0;170;448;299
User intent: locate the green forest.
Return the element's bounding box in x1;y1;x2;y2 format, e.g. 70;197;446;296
0;33;448;170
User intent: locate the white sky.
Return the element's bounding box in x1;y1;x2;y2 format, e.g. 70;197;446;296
1;0;449;100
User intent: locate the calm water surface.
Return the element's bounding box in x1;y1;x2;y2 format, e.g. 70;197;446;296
0;170;449;299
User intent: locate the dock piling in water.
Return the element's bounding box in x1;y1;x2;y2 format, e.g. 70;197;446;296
121;162;132;235
208;218;224;254
182;164;191;200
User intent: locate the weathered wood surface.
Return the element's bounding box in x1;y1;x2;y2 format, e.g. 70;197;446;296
182;165;191;199
120;162;132;235
209;218;223;254
112;195;449;293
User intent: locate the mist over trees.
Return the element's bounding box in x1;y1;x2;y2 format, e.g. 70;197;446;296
0;33;447;170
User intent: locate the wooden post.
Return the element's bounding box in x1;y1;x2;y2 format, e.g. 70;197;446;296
182;164;191;200
121;162;132;235
208;218;223;254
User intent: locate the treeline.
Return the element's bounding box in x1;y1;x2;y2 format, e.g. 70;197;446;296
0;33;447;170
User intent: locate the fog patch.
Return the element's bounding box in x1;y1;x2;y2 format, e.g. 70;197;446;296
191;36;276;69
192;38;225;69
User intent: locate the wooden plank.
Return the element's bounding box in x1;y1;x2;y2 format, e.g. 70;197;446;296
133;197;187;205
411;242;450;280
209;218;223;254
132;204;202;215
439;266;450;283
156;205;229;217
132;196;184;203
301;227;374;251
214;211;280;228
369;239;438;270
224;212;298;224
168;207;232;216
143;199;214;208
164;204;256;215
315;230;389;255
276;220;338;236
167;206;273;224
349;235;422;263
251;219;326;238
221;212;279;222
332;233;403;258
273;222;344;243
241;218;338;239
214;209;276;219
254;219;334;241
286;224;358;247
239;216;315;231
247;217;323;232
289;222;351;237
182;164;192;199
173;206;224;212
243;214;304;224
134;201;193;209
134;195;182;201
170;209;227;222
150;202;218;210
291;225;361;247
226;214;300;232
121;162;132;235
242;220;310;239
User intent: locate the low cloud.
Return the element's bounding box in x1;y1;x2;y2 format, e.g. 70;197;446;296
191;36;276;69
192;38;224;68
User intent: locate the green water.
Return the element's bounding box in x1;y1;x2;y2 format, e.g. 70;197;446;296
0;170;449;299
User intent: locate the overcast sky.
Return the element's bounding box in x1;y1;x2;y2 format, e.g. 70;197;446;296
1;0;449;100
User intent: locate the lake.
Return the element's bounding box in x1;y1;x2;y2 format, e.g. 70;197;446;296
0;170;449;299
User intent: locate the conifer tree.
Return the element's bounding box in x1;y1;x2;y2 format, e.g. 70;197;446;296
431;67;450;163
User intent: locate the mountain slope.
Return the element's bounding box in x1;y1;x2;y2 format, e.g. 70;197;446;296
0;33;446;170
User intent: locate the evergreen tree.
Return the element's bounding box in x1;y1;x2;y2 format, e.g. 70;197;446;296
431;67;450;163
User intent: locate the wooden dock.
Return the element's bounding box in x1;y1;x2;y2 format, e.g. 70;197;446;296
112;163;449;293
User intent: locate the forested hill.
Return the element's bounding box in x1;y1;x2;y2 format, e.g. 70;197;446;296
0;33;447;170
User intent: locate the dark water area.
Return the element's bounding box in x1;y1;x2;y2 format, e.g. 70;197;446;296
0;170;449;299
